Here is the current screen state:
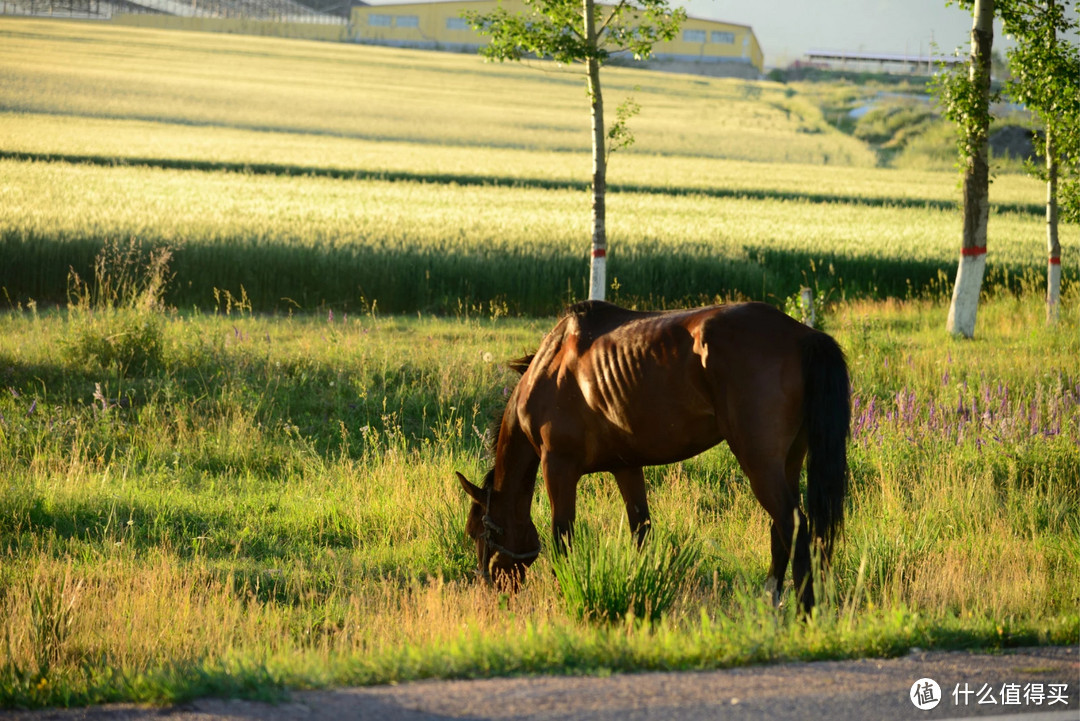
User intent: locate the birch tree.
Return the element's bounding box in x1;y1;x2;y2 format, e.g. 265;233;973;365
939;0;996;338
1000;0;1080;323
466;0;685;301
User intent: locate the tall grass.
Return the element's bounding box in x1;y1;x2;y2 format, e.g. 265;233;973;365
62;239;172;376
549;524;701;624
0;288;1077;708
1;20;1067;315
0;111;1046;208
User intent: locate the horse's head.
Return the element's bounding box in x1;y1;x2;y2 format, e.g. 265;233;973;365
456;470;540;588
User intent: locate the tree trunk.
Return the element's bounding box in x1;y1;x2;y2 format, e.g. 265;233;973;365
584;0;606;301
1045;45;1062;324
946;0;994;338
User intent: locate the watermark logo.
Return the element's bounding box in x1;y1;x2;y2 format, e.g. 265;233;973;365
909;678;1072;710
910;678;942;710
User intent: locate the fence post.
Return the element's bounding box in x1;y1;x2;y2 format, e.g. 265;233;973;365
799;286;815;328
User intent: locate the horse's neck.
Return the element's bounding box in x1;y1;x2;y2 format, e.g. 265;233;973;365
494;403;539;519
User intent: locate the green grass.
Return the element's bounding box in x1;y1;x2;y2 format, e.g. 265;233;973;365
1;289;1077;708
549;524;702;624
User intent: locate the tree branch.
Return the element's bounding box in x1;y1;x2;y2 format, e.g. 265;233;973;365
596;0;629;39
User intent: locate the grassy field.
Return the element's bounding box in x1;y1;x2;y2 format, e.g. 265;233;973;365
1;16;1078;710
0;19;872;163
1;287;1077;707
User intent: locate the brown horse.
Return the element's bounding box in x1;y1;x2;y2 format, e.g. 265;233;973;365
456;300;850;612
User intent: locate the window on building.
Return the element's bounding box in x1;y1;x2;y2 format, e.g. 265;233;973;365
395;14;419;27
367;13;391;26
446;17;469;30
711;31;735;44
683;29;706;43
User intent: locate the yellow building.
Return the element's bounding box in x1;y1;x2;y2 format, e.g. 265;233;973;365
350;0;763;75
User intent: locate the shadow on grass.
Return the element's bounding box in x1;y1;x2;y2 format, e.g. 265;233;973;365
0;490;356;562
0;346;497;589
6;230;1054;316
0;150;1047;216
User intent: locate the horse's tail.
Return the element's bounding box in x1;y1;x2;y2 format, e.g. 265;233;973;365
799;331;850;564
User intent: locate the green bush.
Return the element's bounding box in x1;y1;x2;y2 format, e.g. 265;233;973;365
853;103;934;147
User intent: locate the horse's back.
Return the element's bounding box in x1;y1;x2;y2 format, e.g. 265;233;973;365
517;301;813;470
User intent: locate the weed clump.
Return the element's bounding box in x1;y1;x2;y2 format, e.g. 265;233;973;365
62;239;172;375
550;524;701;625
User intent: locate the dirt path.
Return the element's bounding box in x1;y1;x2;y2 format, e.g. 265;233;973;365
10;646;1078;721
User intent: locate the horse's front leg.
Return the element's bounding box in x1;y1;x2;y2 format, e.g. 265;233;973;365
542;451;581;555
613;467;651;547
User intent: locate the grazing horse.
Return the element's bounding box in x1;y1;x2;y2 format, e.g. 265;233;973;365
456;300;850;612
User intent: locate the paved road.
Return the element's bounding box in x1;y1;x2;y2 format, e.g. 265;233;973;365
9;647;1078;721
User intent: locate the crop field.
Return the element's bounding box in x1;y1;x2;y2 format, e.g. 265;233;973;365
1;16;1078;710
0;17;1070;314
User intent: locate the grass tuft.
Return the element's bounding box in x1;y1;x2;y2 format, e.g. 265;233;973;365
62;239;172;376
550;524;702;624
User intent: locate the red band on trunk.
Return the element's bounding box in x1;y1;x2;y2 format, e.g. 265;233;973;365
1049;256;1061;266
592;249;606;259
961;246;988;257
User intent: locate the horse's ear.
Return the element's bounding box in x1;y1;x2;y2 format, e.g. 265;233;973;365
456;472;486;506
507;354;534;375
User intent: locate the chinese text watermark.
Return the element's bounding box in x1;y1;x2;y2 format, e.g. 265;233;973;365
910;679;1071;710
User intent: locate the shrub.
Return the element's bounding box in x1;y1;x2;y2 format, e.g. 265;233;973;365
853;103;934;147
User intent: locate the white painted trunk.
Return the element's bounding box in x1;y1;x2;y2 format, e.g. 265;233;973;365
947;253;987;338
589;253;606;301
799;287;815;328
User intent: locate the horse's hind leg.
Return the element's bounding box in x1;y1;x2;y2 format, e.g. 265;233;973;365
761;439;815;612
613;467;651;547
764;497;802;608
734;440;809;610
784;433;814;613
761;444;816;612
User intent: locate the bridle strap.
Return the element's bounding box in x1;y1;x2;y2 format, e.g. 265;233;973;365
478;486;541;571
482;513;503;536
486;536;541;562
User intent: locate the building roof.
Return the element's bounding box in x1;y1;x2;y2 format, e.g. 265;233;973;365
360;0;752;31
806;49;964;65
